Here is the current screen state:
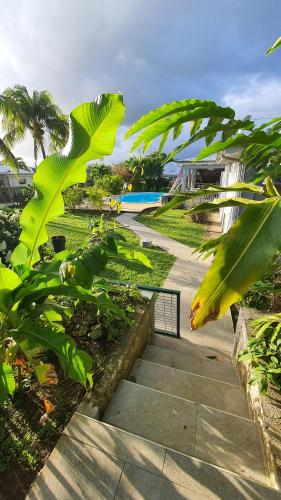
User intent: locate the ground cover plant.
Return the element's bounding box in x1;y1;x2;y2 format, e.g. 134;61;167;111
136;209;205;248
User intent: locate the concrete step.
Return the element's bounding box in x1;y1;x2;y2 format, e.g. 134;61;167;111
205;230;222;240
103;381;267;484
151;333;231;365
103;380;268;485
206;222;222;232
63;414;280;499
142;344;240;385
130;359;249;418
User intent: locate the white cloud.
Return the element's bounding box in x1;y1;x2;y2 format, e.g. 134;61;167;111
222;75;281;119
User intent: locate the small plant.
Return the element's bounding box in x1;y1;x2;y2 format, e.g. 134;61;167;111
87;186;108;210
239;314;281;394
63;186;85;211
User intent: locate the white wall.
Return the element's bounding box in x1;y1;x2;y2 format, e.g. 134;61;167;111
219;160;245;233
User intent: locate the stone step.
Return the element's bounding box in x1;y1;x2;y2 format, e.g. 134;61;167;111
142;344;240;385
27;412;279;499
130;359;249;418
63;414;280;499
103;380;268;485
151;333;231;365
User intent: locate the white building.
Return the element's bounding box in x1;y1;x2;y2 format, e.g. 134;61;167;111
174;150;246;234
0;164;33;204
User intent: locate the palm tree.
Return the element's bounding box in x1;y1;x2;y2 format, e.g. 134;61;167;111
1;86;68;167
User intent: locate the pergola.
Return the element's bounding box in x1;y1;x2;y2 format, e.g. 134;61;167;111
175;158;224;192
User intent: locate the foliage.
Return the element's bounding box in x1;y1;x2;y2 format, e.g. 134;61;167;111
266;35;281;55
86;186;107;210
13;185;35;208
47;212;175;288
1;86;68;166
136;209;205;248
112;163;133;182
94;174;124;194
63;186;85;211
0;93;127;406
124;152;168;191
87;162;112;185
126;42;281;329
0;209;21;265
239;314;281;395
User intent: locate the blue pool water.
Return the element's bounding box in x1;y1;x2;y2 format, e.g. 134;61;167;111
117;192;166;203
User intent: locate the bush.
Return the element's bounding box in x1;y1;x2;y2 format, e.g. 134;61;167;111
95;174;124;194
112;163;132;182
63;186;85;210
0;209;21;265
87;163;111;185
13;185;35;208
87;186;107;210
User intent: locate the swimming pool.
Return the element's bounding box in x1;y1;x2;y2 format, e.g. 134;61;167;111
116;192;166;203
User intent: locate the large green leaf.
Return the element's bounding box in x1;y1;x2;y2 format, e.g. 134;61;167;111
130;104;235;152
0;265;22;313
190;198;281;329
153;182;264;217
0;363;15;405
125;98;215;137
266;36;281;55
186;197;265;215
12;94;125;268
195;130;281;161
14;320;93;387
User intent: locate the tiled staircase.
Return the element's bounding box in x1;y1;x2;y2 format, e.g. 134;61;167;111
28;332;281;499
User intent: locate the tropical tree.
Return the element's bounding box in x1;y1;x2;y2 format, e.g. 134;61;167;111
1;85;68;166
125;36;281;330
124;152;168;191
87;162;112;185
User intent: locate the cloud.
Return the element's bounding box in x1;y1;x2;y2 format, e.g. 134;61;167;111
222;76;281;119
0;0;281;165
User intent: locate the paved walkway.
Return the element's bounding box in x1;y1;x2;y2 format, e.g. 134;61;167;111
116;212;234;354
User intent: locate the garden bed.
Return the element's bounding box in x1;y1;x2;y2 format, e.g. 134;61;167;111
233;307;281;489
0;289;154;500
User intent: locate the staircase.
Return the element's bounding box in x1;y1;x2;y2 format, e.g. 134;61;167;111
28;332;281;499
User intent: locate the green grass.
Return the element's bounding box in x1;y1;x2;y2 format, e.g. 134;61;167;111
47;212;175;287
136;209;205;248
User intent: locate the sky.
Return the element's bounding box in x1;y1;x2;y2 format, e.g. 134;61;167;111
0;0;281;167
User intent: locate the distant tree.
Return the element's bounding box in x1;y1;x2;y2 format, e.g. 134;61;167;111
88;162;112;185
124;152;167;191
112;163;132;183
95;174;124;194
1;85;68;166
13;185;35;207
63;186;85;211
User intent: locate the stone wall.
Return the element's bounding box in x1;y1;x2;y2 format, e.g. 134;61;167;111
78;298;155;419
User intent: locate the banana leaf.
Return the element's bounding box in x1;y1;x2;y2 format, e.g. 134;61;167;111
190;198;281;329
12;94;125;268
0;363;15;405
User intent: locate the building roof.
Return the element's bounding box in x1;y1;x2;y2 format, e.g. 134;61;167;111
0;163;33;175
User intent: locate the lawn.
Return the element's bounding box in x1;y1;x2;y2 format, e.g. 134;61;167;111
136;209;205;248
47;211;175;287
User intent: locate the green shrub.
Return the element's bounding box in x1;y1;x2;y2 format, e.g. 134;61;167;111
239;314;281;394
63;186;85;210
0;209;21;264
86;186;107;210
95;174;123;194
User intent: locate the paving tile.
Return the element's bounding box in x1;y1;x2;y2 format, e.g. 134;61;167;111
115;462;205;500
131;359;249;418
151;334;231;365
195;406;267;484
27;434;123;500
65;413;165;475
142;344;240;385
164;451;281;499
103;380;197;456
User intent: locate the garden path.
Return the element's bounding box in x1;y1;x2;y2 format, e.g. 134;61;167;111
117;212;234;354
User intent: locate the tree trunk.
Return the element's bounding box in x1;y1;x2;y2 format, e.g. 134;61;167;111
40;139;46;159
